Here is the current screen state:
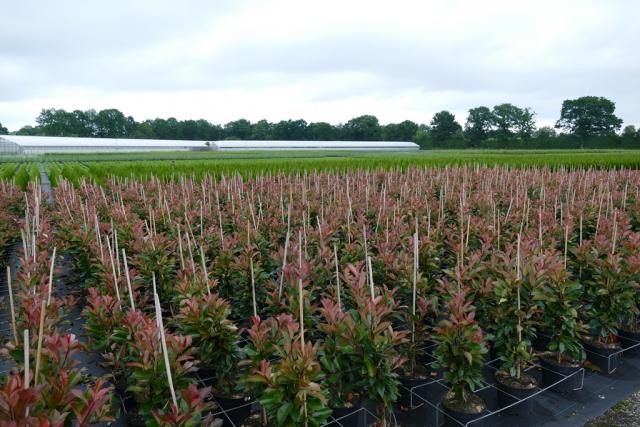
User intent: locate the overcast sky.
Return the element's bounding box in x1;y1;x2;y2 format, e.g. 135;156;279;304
1;0;638;131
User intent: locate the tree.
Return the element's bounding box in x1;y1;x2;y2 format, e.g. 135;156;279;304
383;120;418;141
622;125;637;138
308;122;338;141
534;126;557;139
94;109;136;138
464;107;493;145
272;119;308;140
36;108;93;136
15;125;40;136
491;103;535;139
429;111;462;145
341;115;382;141
0;122;7;134
132;121;156;139
251;120;273;140
555;96;623;137
223;119;252;140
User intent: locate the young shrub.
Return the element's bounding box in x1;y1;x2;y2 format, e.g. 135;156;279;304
246;318;331;427
532;253;584;365
318;264;407;420
152;384;221;427
175;293;243;395
433;289;487;415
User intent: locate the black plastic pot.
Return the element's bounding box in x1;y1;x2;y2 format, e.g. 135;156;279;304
331;402;366;427
540;355;582;393
619;328;640;357
398;375;430;410
215;394;252;427
122;397;146;427
532;333;551;352
582;339;620;374
494;373;538;416
441;396;487;427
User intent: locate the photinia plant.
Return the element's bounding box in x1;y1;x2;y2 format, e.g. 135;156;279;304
151;384;220;427
175;293;243;394
433;289;487;405
492;262;537;384
246;319;331;427
532;253;584;364
318;264;407;419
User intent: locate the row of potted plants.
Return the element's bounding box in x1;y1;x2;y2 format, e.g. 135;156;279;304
0;187;114;426
34;167;640;425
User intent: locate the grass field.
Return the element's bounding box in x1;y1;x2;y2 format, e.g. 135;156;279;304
2;149;640;186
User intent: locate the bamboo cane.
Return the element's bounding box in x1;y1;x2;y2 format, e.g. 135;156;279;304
105;237;121;302
200;246;211;295
250;256;257;318
7;266;18;345
367;255;375;300
34;300;46;385
122;248;135;311
333;244;341;311
46;247;57;306
152;280;178;408
24;330;29;389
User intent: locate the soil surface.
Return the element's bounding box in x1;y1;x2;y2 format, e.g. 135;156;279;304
496;370;538;389
584;390;640;427
442;390;485;414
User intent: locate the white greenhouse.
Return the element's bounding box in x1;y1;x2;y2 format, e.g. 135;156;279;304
0;135;419;155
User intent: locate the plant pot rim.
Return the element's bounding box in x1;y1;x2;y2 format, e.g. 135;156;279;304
495;371;538;390
581;335;620;350
619;325;640;334
541;352;583;368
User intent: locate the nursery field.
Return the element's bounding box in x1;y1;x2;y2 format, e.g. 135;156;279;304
1;164;640;426
2;150;640;188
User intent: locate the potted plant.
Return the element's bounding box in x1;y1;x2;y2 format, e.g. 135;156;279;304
492;270;538;415
397;295;434;411
581;252;633;373
175;293;249;425
618;247;640;356
433;289;488;427
152;384;222;427
240;314;294;426
532;254;584;392
318;264;407;424
245;317;331;427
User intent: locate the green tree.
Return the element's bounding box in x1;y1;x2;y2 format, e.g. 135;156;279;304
0;122;8;134
272;119;308;140
341;115;382;141
491;103;535;139
622;125;636;138
555;96;623;137
429;111;462;145
308;122;338;140
36;108;94;136
250;119;273;140
15;125;41;136
94;109;136;138
223;119;252;140
383;120;418;141
534;126;557;139
132;121;156;139
464;106;493;145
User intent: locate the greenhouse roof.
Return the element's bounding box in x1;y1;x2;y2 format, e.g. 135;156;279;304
0;135;419;152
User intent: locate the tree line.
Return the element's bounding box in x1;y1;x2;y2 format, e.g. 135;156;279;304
1;96;639;149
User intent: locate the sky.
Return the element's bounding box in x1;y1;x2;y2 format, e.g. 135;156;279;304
1;0;639;131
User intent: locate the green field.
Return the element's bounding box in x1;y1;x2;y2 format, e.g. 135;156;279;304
2;149;640;187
